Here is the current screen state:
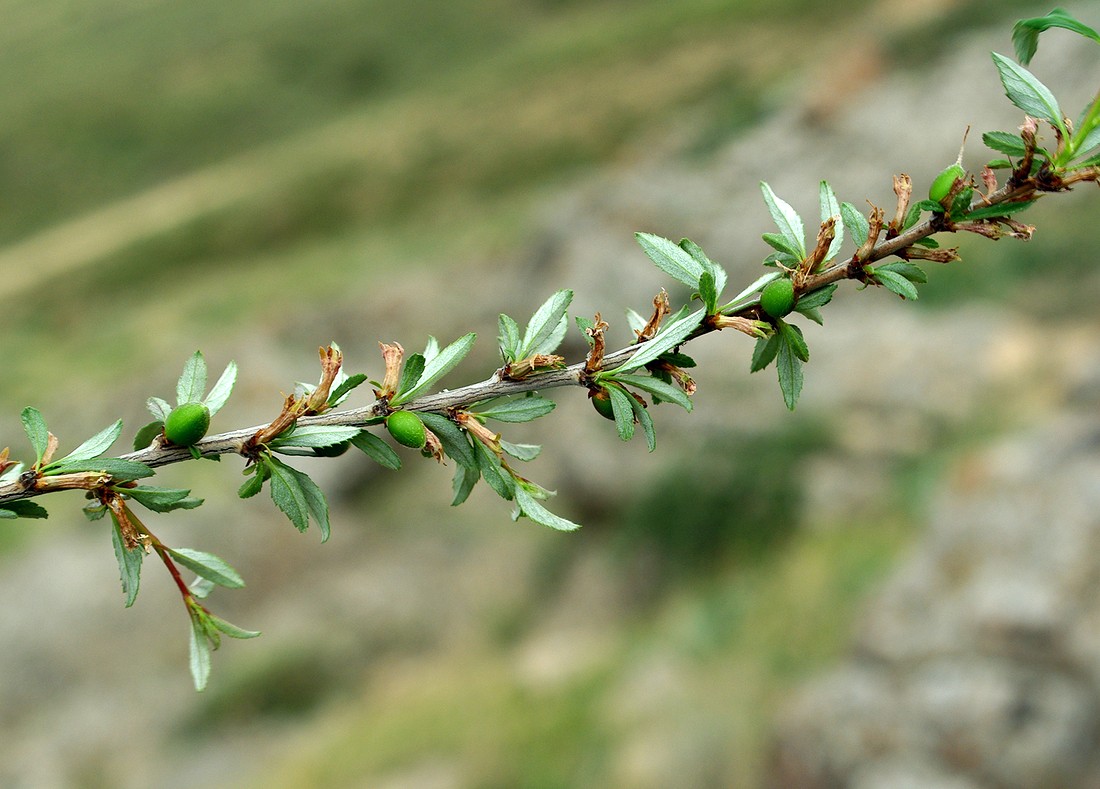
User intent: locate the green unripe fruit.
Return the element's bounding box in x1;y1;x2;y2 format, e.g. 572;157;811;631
386;410;426;449
313;439;351;457
929;162;965;203
164;402;210;446
760;278;796;319
590;389;616;420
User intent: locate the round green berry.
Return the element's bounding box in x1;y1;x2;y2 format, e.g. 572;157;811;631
929;163;965;203
760;278;796;319
386;410;426;449
590;388;616;421
164;402;210;446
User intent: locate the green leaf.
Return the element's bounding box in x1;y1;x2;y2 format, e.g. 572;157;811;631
189;577;215;599
21;406;49;466
451;463;480;506
238;462;270;498
328;373;368;407
991;52;1066;135
634;232;705;288
422;336;441;365
176;351;208;406
208;614;261;640
267;458;310;533
285;462;332;542
776;335;804;411
961;200;1038;220
0;500;48;519
269;425;361;450
133;420;164;451
902;202;923;230
350;431;402;471
575;316;596;347
147;397;172;422
392;333;477;405
189;614;212;691
679;238;727;300
43;457;154;481
417;413;474;470
761;232;803;258
110;514;143;608
61;420;122;463
125;486;203;513
798;307;824;326
474;442;514;500
204;360;237;416
778;320;809;363
500;440;542;462
877;261;928;284
841;202;869;248
698;270;718;315
168;547;245;589
611;373;692;412
873;268;920;300
794;283;838;311
474;396;556;423
397;353;426;400
760;182;806;258
1013;8;1100;65
983;130;1028;157
819;181;844;264
629;392;657;452
498;313;521;362
607;384;635;442
607;309;704;373
750;333;781;373
519;289;573;358
514;485;581;532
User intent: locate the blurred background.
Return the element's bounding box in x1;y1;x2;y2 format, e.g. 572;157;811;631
0;0;1098;787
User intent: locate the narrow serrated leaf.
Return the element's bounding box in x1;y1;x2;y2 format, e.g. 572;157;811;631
760;182;806;258
44;457;154;481
20;407;48;466
961;200;1037;220
147;397;172;422
991;53;1065;134
607;309;703;373
679;238;727;300
819;181;844;263
397;354;426;400
392;333;477;405
204;361;238;415
519;289;573;358
125;486;203;513
776;337;804;411
698;270;718;314
133;420;164;451
750;333;782;373
451;463;480;506
877;262;928;284
270;425;361;450
841;202;869;248
0;500;48;519
474;442;514;500
629;393;657;452
267;458;309;532
795;284;838;311
514;486;581;532
208;614;261;639
110;514;143;608
328;373;368;407
983;130;1028;157
350;431;402;471
500;440;542;462
417;413;475;470
634;232;705;287
606;384;635;442
778;320;809;363
176;351;208;406
238;463;269;498
498;313;521;362
1013;8;1100;64
474;396;556;423
189;616;212;691
168;548;245;589
285;462;331;542
611;373;692;412
61;420;122;463
873;268;920;300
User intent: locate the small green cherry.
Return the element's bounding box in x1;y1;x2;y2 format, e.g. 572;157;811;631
386;410;426;449
163;402;211;446
760;278;796;319
590;388;616;421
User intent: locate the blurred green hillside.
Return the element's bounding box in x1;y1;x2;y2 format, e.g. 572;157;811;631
0;0;1095;787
